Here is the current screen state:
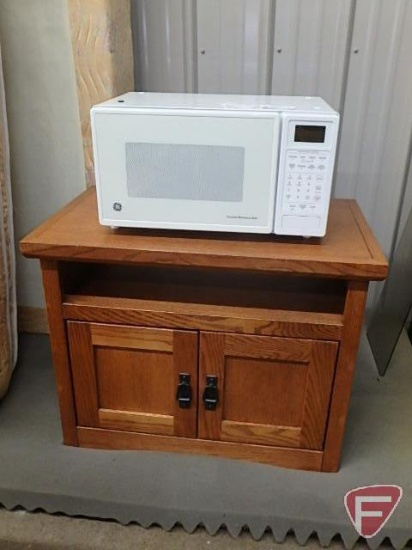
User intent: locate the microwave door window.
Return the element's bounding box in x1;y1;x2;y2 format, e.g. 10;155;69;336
125;142;245;202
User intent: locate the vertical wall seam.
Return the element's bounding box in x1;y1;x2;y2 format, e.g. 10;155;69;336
182;0;197;92
266;0;276;94
379;0;412;262
241;0;246;91
351;0;379;204
330;0;357;196
337;0;356;116
141;1;149;89
192;0;198;92
292;0;301;91
369;1;405;227
314;0;324;96
181;0;188;92
164;1;172;79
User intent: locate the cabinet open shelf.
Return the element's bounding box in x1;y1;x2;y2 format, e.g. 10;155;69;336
62;264;346;340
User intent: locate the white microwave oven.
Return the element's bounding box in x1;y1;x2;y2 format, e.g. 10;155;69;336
91;92;339;237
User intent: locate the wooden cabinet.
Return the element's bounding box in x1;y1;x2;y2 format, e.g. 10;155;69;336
20;189;388;472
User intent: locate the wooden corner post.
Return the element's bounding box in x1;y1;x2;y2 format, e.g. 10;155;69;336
40;260;78;446
322;280;369;472
68;0;134;187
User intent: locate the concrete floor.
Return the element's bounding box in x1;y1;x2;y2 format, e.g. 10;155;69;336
0;508;376;550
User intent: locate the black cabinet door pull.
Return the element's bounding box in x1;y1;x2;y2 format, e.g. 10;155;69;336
203;375;219;411
176;373;192;409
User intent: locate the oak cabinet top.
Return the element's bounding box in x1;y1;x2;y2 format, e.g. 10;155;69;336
20;188;388;280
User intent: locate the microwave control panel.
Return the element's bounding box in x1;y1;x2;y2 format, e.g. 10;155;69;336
283;150;330;215
274;115;339;237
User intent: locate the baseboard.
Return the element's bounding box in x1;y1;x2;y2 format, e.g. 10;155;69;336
18;307;49;334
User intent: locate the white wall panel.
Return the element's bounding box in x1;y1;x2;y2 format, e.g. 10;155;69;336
0;0;86;308
271;0;353;110
132;0;196;92
196;0;273;94
335;0;412;260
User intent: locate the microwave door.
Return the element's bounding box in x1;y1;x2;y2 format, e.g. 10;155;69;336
92;111;280;233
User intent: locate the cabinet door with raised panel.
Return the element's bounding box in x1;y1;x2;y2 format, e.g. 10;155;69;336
198;333;338;450
67;322;198;438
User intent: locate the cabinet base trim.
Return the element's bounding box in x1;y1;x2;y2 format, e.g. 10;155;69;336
77;427;323;471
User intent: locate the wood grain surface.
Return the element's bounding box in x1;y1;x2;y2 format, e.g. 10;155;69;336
62;265;345;340
94;347;174;415
27;189;387;471
91;323;174;352
173;331;199;438
67;321;100;427
223;357;307;427
68;0;134;186
321;281;369;471
63;297;343;340
20;189;388;280
198;332;337;451
220;421;302;448
98;409;174;436
68;321;198;439
17;306;49;334
300;341;338;449
198;333;225;441
40;261;78;445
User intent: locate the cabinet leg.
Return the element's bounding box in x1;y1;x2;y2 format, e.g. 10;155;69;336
322;281;368;472
40;259;78;445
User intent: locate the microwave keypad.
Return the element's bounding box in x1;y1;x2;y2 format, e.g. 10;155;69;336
283;150;330;214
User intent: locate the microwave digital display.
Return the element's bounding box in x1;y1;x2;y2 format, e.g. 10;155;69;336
294;125;326;143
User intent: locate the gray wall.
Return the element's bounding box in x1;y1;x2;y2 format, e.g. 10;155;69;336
0;0;85;308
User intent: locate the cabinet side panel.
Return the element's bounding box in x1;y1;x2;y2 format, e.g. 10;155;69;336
322;281;368;471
